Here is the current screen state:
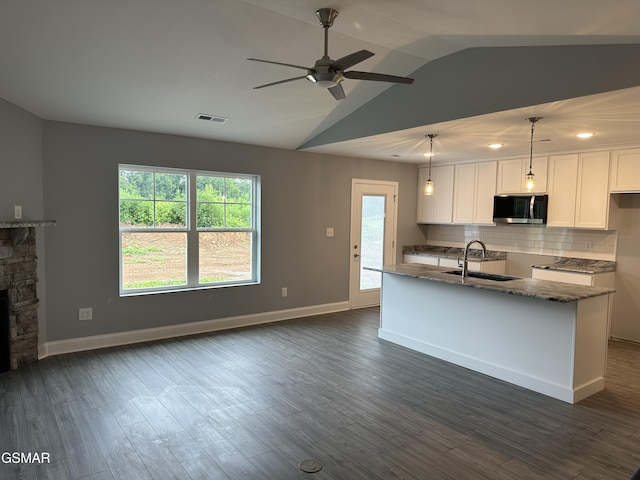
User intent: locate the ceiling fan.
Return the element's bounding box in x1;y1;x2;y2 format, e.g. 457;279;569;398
247;8;415;100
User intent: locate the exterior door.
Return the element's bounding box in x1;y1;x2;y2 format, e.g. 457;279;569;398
349;179;398;308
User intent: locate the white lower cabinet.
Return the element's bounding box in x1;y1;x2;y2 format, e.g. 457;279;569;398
404;254;505;273
403;254;439;266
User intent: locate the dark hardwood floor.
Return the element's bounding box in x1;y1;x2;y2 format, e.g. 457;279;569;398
1;307;640;480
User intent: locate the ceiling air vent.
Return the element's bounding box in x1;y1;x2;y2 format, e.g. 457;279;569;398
195;113;228;124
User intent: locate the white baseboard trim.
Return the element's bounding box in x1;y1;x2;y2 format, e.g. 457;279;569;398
39;301;350;359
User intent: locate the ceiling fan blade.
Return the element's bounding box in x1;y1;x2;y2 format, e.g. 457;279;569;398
247;58;311;71
253;76;307;89
332;50;374;71
328;83;345;100
344;71;414;84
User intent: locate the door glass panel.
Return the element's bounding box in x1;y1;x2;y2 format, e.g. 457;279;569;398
360;195;385;290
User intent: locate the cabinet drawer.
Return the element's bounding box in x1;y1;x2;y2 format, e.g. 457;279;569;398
532;269;593;286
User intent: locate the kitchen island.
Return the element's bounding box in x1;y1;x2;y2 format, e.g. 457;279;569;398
370;263;615;403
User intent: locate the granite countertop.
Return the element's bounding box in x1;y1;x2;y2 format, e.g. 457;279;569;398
531;257;616;274
369;263;614;303
403;245;506;262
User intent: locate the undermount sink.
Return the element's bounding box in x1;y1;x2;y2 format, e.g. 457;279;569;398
443;270;519;282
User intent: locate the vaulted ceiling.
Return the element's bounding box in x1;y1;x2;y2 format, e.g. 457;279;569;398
2;0;640;164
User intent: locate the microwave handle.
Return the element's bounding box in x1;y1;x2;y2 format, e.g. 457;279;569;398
529;195;535;219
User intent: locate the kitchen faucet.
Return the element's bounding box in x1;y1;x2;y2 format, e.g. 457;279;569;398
462;239;487;278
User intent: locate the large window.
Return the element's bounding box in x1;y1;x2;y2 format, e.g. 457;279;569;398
119;165;260;295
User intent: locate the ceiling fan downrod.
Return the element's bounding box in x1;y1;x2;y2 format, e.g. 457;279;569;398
316;8;338;58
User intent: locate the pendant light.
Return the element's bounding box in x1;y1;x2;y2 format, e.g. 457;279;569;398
423;134;437;196
525;117;542;192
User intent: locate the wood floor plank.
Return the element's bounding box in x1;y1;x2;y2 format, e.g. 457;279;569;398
163;430;231;480
2;307;640;480
204;441;269;480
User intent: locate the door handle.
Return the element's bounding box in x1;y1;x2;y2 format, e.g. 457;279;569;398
354;253;361;258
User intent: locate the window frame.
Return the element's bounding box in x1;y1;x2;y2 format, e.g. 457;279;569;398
118;164;261;296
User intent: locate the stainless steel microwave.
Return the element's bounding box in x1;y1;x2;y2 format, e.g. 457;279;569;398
493;194;548;224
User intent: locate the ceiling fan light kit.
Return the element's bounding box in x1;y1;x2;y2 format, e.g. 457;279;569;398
248;8;414;100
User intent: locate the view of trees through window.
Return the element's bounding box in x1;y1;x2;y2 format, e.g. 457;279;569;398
119;166;258;293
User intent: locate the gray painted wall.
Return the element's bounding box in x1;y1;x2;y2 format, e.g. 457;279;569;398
0;98;49;343
0;98;43;220
303;44;640;148
41;121;426;342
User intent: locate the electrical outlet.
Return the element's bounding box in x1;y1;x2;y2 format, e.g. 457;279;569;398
14;205;22;220
326;227;334;237
78;308;93;321
282;287;288;297
585;240;593;250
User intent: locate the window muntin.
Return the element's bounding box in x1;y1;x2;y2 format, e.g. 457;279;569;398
119;169;187;228
119;165;259;295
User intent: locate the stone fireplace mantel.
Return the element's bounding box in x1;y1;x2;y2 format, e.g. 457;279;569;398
1;220;55;370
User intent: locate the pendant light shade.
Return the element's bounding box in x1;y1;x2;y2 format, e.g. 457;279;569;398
423;134;437;196
526;117;542;192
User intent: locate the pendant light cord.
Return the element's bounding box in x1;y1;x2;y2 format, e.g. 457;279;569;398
527;117;542;174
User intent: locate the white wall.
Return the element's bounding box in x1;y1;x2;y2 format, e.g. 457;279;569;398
611;194;640;342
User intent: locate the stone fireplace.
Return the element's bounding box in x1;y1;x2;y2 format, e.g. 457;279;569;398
0;221;54;371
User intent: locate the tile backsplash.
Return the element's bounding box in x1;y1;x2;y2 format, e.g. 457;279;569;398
425;224;617;261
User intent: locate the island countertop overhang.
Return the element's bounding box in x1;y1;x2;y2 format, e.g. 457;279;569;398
368;263;614;303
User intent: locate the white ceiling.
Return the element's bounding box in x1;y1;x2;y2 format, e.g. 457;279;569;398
2;0;640;164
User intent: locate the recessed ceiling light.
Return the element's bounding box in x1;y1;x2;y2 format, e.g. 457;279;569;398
576;132;594;138
488;143;504;149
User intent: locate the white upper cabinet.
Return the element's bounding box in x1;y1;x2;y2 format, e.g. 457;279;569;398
453;164;476;224
474;161;498;224
496;157;548;194
453;161;497;225
575;151;612;229
547;154;579;227
417;165;455;224
548;151;614;229
610;148;640;192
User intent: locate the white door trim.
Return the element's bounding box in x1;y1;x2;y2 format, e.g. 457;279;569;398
349;179;398;309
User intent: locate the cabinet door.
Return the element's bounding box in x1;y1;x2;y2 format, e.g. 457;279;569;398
610;148;640;192
497;157;548;194
473;161;497;224
417;165;454;224
453;163;476;224
532;268;594;286
497;159;524;194
530;156;548;193
404;254;439;265
575;151;610;229
417;167;433;222
432;165;455;223
547;154;578;227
